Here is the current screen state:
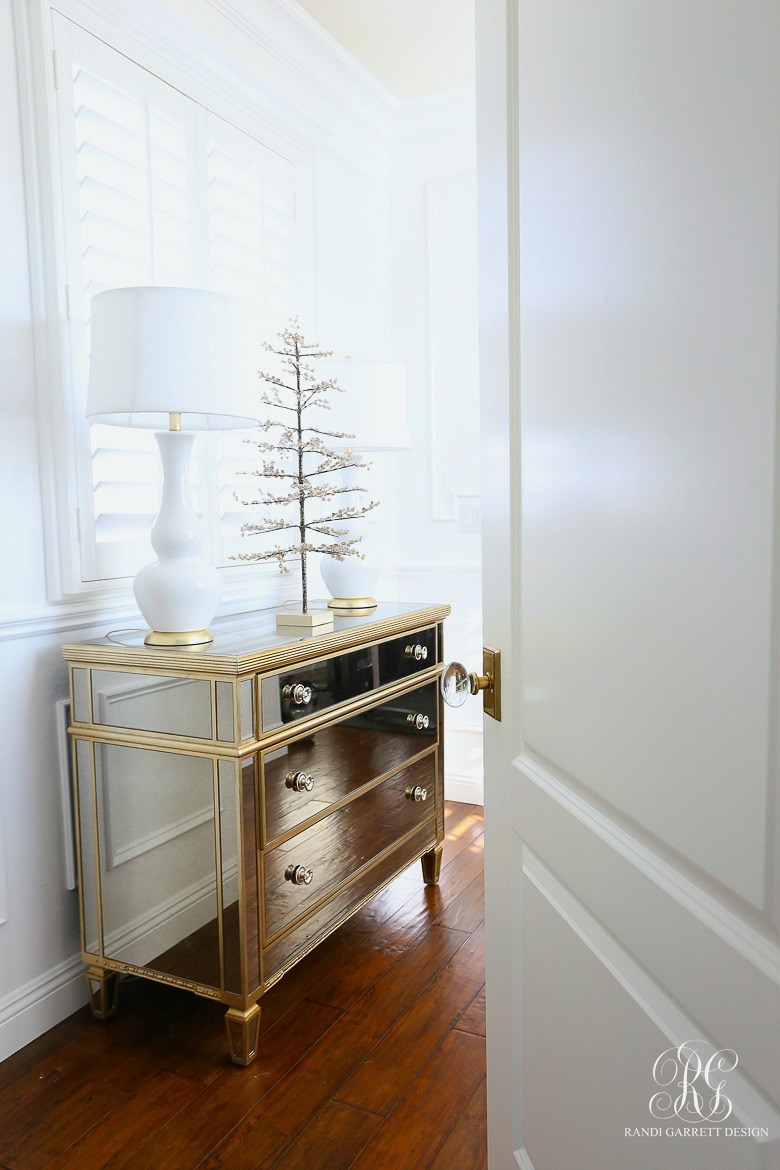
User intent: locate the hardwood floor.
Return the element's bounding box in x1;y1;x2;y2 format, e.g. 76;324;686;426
0;802;486;1170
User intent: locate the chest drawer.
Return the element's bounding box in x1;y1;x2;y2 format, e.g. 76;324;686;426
262;752;436;942
259;625;437;733
262;681;438;844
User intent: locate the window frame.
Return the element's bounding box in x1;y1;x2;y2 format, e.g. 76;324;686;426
16;0;316;605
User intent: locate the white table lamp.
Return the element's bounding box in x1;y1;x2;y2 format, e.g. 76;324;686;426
316;358;410;611
87;287;258;645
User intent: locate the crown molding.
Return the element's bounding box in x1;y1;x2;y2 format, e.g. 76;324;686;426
204;0;398;142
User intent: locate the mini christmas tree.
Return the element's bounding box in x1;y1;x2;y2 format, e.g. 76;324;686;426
234;320;377;615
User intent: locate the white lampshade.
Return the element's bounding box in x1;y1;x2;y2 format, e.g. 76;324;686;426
87;286;258;429
317;358;410;451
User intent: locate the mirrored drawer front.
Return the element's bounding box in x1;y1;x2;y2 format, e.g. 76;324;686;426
262;682;438;844
260;626;437;733
263;753;436;942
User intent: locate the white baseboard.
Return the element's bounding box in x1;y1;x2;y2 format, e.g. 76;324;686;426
0;952;87;1062
445;773;484;806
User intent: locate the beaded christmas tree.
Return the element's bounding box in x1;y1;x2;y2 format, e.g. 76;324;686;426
235;320;377;614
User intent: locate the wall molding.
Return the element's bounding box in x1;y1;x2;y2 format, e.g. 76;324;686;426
426;172;480;522
445;776;483;807
0;827;7;928
515;1150;537;1170
0;950;86;1063
207;0;398;139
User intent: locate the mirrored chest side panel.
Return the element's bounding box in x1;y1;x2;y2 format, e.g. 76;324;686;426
63;603;450;1065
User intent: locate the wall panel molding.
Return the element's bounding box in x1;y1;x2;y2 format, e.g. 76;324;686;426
426;172;480;521
0;824;7;927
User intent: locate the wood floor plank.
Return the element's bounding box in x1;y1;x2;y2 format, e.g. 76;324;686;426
443;802;480;834
270;1100;382;1170
41;1070;202;1170
436;872;484;934
334;928;485;1115
440;808;486;865
456;983;486;1037
427;1072;488;1170
0;984;210;1170
197;925;469;1170
112;998;342;1170
347;1029;486;1170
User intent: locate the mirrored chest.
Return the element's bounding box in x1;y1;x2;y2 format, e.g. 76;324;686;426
63;603;449;1065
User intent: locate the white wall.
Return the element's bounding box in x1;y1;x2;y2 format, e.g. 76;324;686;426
0;0;479;1060
383;88;484;805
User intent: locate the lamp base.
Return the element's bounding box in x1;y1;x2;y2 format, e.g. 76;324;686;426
326;596;377;612
133;431;222;644
143;628;213;647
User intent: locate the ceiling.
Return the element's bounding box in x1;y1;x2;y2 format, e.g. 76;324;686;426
294;0;475;100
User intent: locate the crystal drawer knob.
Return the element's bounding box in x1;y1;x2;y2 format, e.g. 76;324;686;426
282;683;312;706
285;770;315;792
406;712;430;730
405;643;428;661
405;785;428;802
285;864;314;886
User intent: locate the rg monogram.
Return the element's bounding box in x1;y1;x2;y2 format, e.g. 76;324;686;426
649;1040;738;1122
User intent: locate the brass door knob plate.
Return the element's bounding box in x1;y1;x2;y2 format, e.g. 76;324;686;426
441;647;501;722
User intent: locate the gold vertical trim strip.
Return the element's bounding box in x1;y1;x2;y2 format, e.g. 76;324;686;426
90;741;105;957
86;668;94;726
71;737;87;951
256;750;265;988
213;761;225;994
235;760;249;1001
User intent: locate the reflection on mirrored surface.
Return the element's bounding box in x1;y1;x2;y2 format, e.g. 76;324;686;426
94;744;221;989
72;669;90;723
75;740;99;953
263;682;438;843
260;628;436;732
218;760;243;993
239;678;255;741
216;681;235;742
91;670;213;739
240;758;260;989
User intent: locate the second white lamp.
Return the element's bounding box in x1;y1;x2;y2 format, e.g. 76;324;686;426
87;287;258;645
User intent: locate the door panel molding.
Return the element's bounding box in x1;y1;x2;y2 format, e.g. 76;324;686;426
512;760;780;1105
520;841;780;1137
515;753;780;982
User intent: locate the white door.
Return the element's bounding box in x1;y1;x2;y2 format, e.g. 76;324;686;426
475;2;780;1167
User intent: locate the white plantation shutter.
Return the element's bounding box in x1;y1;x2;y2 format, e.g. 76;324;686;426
204;116;298;564
51;14;301;584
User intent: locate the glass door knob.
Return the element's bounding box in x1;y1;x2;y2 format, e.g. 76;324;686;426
441;661;493;707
